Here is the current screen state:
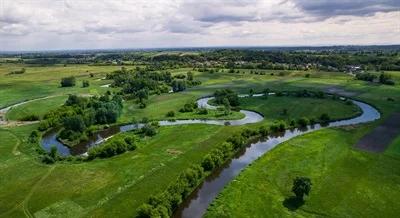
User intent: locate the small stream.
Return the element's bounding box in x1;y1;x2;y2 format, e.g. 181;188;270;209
41;96;263;156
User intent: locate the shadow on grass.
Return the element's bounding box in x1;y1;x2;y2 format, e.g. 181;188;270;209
283;196;304;211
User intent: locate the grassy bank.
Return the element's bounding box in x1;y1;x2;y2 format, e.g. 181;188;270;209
205;127;400;217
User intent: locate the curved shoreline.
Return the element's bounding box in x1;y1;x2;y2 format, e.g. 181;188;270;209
173;98;380;218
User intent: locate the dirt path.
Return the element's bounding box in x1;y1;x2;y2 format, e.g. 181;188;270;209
355;113;400;152
0;95;62;127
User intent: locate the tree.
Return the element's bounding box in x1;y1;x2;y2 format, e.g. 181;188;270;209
263;88;270;98
292;177;312;200
249;88;254;97
172;80;186;92
214;89;240;106
136;89;149;103
166;110;175;117
187;71;194;81
63;115;86;132
60;76;76;87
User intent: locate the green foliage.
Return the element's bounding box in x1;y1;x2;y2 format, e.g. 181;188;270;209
292;177;312;200
214;89;240;107
379;72;395;85
28;130;39;143
20;114;40;121
179;101;197;113
297;117;309;127
140;123;158;137
82;80;90;87
197;108;208;115
60;76;76;87
166;110;175;117
172;80;186;92
319;113;331;123
355;73;376;82
88;135;137;160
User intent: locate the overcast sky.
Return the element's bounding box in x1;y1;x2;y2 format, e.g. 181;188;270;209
0;0;399;51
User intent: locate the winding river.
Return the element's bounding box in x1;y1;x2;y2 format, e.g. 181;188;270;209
39;94;380;218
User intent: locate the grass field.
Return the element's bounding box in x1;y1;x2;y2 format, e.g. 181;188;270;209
0;63;399;217
6;96;68;120
239;96;361;124
205;127;400;218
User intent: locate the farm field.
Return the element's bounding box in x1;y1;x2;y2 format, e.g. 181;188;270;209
0;48;399;218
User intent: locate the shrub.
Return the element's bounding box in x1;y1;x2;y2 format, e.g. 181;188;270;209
20;114;39;121
9;68;25;75
319;113;331;123
41;154;55;164
297;117;309;127
166;110;175;117
82;80;90;87
201;155;215;171
141;124;157;137
28;130;40;143
258;126;269;136
179;102;197;112
60;76;76;87
197;108;208;115
241;128;258;138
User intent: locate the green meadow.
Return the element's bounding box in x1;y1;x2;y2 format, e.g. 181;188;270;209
0;61;399;218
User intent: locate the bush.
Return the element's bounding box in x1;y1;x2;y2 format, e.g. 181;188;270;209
82;80;90;87
387;97;395;102
197;108;208;115
20;114;39;121
166;110;175;117
297;117;309;127
258;126;269;136
141;124;157;137
88;135;137;159
41;154;55;164
28;130;39;143
60;76;76;87
319;113;331;123
179;102;197;113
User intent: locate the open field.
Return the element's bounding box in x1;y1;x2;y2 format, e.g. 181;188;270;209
205;127;400;218
0;58;399;217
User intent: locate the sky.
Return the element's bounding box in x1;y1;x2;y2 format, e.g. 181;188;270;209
0;0;399;51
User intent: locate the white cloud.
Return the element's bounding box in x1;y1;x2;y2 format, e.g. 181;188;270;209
0;0;398;51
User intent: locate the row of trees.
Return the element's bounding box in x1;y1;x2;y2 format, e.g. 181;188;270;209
355;72;395;85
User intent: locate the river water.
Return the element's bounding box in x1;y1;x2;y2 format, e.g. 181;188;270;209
173;100;380;218
40;95;380;218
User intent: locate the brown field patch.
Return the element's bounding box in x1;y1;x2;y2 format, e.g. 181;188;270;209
355;113;400;152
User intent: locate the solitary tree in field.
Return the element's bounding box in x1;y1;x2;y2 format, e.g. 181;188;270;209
292;177;312;200
249;88;254;97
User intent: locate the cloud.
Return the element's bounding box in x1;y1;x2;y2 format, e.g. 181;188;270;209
0;0;399;51
292;0;400;19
